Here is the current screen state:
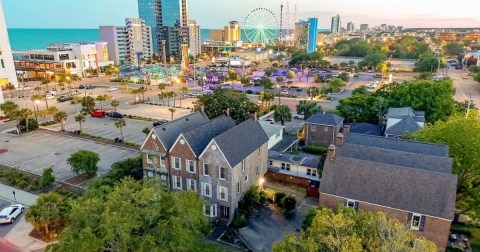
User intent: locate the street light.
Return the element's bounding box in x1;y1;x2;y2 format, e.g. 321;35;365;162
34;100;40;121
277;84;281;105
259;177;265;190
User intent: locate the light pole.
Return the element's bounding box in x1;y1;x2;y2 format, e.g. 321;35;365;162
34;100;40;121
277;84;281;105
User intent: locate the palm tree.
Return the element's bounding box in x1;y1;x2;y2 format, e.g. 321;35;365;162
114;118;126;141
5;82;15;98
131;89;138;104
179;86;188;107
58;82;65;93
19;108;34;133
34;86;42;95
171;92;178;107
96;95;107;110
0;101;19;120
81;96;96;114
46;106;58;121
9;109;22;134
274;105;292;126
54;111;68;131
307;87;320;100
168;108;176;121
142;127;150;137
137;86;146;102
25;192;62;235
75;114;86;132
111;100;120;112
157;93;166;106
297;100;321;120
158;83;167;94
262;89;275;107
120;81;129;93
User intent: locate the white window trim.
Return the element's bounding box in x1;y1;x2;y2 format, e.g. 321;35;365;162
160;156;166;168
187;160;196;173
203;204;217;217
410;213;422;231
147;170;154;178
187;178;197;191
146;154;154;164
245;175;248;183
172;176;182;190
311;124;316;131
346;199;356;208
242;160;245;173
172;157;181;170
218;186;228;201
203;163;210;176
219;166;226;180
202;182;212;198
237;181;240;195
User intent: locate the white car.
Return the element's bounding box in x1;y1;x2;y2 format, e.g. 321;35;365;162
366;83;377;89
0;204;25;224
107;87;119;92
45;94;56;100
280;89;289;95
332;72;340;77
292;114;305;120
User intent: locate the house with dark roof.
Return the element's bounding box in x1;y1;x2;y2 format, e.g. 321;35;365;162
303;112;344;147
140;111;269;224
266;150;320;188
319;132;457;250
384;107;425;138
259;121;285;149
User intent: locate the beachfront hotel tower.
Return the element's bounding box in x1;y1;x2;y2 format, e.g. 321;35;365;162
0;0;18;92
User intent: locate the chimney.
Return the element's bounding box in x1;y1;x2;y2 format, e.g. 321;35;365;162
249;110;258;121
343;124;350;136
223;107;230;116
335;133;344;146
327;144;336;160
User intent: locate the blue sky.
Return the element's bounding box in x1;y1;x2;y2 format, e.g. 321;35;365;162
3;0;479;29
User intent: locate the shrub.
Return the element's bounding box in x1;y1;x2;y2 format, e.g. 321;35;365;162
230;213;247;229
41;168;55;189
238;186;262;215
19;118;39;132
67;150;100;176
282;195;297;214
302;209;318;230
305;145;328;155
264;189;276;203
274;192;286;207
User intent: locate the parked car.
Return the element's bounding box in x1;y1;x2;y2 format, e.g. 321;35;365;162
280;89;289;95
70;91;81;96
455;65;463;69
293;114;305;120
280;85;290;90
91;109;106;118
107;86;118;92
78;85;86;89
57;95;73;102
366;83;377;89
0;204;25;224
86;85;97;89
106;111;124;119
45;94;56;100
296;87;303;92
153;119;170;127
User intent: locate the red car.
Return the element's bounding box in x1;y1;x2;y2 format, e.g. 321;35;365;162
91;109;106;118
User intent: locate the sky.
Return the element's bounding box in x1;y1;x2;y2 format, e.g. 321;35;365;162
2;0;479;29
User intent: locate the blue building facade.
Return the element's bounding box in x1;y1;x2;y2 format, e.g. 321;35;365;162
138;0;158;53
307;18;318;53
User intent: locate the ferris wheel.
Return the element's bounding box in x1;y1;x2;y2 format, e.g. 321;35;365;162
244;8;279;44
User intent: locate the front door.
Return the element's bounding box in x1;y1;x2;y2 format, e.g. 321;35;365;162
221;205;230;219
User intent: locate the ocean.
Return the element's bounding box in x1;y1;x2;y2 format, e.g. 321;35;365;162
8;28;330;51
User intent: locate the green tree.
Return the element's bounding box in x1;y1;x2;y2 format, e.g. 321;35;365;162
475;72;480;83
264;67;274;77
359;52;387;68
168;107;176;121
96;95;107;110
286;70;296;81
115;118;126;140
52;178;216;252
142;127;150;137
307;86;320;100
75;114;86;132
414;53;444;72
137;86;146;102
444;42;464;55
108;157;144;181
194;89;258;124
273;206;437;252
327;78;346;93
26;192;63;235
407;113;480;220
336;94;384;124
111;99;120;112
275;76;284;86
281;195;296;214
4;82;15;98
297;100;321;120
376;62;388;78
228;68;238;81
468;65;480;74
0;101;19;119
352;86;368;95
273;105;292;126
157;83;167;94
81;96;96;114
53;111;68;131
41;167;55;189
67;150;100;176
259;77;274;89
238;186;262;216
19;108;34;133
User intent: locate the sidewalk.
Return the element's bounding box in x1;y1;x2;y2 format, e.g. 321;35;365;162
0;184;46;252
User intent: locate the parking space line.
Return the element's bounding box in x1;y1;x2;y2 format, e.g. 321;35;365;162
69;142;93;152
99;148;117;156
31;163;56;173
14;157;38;166
63;139;84;148
121;152;141;160
89;145;110;153
109;150;129;158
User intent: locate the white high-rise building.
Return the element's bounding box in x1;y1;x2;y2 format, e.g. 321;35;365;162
100;18;153;66
0;0;18;95
331;14;341;34
188;20;201;57
347;22;355;33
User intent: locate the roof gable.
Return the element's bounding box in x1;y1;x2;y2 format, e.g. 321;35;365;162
306;112;344;126
385;116;422;136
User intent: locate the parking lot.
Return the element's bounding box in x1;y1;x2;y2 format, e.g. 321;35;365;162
0;198;21;238
43;116;152;145
0;131;140;184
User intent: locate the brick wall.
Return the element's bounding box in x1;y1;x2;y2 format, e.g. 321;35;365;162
319;193;451;251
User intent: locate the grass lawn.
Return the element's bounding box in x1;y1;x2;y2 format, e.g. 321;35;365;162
451;223;480;251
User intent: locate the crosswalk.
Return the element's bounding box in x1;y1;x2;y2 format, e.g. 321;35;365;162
43;123;79;131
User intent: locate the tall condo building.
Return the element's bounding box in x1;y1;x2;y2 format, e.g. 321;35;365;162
307;18;318;53
100;18;153;66
0;0;18;93
294;21;309;49
331;14;341;34
347;22;355;33
188;20;201;57
224;21;241;42
138;0;189;58
360;24;369;33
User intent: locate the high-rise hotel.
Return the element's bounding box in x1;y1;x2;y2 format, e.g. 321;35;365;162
0;0;18;94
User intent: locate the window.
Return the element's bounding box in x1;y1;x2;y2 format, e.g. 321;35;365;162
310;136;315;142
242;160;245;173
324;126;329;131
256;166;259;177
410;213;422;231
173;157;181;170
245;175;248;183
312;169;317;177
202;182;212;197
307;169;312;176
323;138;328;143
281;163;286;170
218;186;228;201
204;204;217;217
160;156;166;167
187;160;196;173
187;179;196;191
147;171;154;178
311;125;316;131
219;167;226;180
147;154;156;164
275;131;281;139
1;59;4;69
237;182;240;194
203;163;209;176
346;199;358;211
172;176;182;190
269;160;273;166
286;164;291;171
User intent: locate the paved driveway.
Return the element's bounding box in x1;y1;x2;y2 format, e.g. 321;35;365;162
239;183;319;252
0;131;140;183
0;198;23;238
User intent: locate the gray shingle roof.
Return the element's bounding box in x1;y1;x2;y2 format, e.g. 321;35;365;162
153;112;210;150
306;112;344;126
182;115;236;156
259;121;285;138
214;119;269;167
385;107;425;136
268;150;320;168
385;116;422;136
348;123;382;136
320;134;457;220
346;133;449;157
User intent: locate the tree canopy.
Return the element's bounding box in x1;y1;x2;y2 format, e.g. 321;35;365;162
443;42;464;56
67;150;100;176
194;89;258;124
52;178;219;252
273;206;437;252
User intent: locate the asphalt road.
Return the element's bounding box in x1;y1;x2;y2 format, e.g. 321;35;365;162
0;198;22;238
